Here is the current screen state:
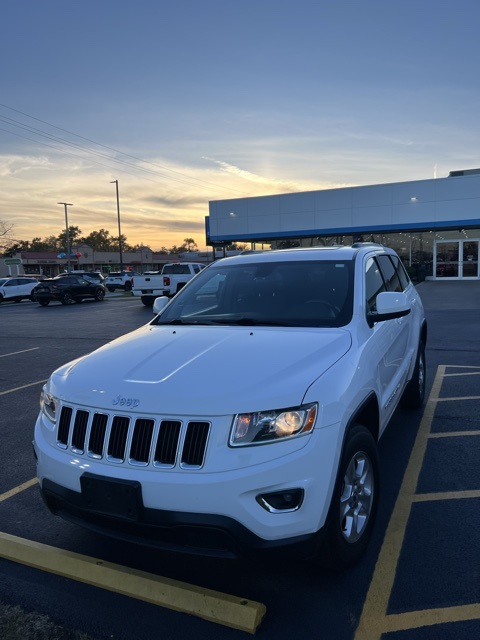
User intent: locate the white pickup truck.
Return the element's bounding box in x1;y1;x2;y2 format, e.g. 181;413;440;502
132;262;205;305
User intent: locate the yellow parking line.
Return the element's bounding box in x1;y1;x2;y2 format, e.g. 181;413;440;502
0;532;266;634
435;395;480;402
0;478;38;503
0;379;48;396
380;603;480;633
429;431;480;438
354;365;445;640
445;365;480;371
413;489;480;502
0;347;39;358
445;365;480;378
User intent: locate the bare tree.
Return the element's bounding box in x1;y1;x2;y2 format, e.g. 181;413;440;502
0;219;14;252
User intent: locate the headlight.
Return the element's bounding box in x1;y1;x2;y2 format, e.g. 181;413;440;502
230;403;317;446
40;385;58;423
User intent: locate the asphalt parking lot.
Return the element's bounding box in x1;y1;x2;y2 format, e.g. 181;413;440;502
0;283;479;639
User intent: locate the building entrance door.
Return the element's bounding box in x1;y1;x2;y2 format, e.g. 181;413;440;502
462;240;479;278
435;240;479;279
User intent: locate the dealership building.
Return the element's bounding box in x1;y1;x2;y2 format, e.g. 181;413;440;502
207;168;480;280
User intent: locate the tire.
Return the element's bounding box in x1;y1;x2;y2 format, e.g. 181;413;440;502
316;424;379;569
124;281;132;292
60;291;74;305
30;294;36;302
38;299;50;306
141;296;154;306
401;341;426;409
107;286;115;292
0;295;3;303
94;289;105;302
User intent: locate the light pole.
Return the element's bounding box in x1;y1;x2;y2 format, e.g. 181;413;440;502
58;202;73;273
110;179;124;272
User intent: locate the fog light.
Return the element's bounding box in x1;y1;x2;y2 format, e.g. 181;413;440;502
256;488;304;513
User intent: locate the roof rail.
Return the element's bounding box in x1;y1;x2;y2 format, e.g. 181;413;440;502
351;242;385;249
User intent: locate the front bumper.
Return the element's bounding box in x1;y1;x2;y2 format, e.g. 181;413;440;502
34;410;342;559
39;477;323;559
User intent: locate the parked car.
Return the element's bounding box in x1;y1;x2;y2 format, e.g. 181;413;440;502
104;270;139;292
0;276;39;303
33;275;106;306
23;273;48;281
34;244;427;567
67;271;105;285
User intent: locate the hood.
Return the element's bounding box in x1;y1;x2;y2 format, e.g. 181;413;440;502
50;325;352;415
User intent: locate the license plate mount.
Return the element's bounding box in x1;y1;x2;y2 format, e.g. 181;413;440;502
80;473;143;521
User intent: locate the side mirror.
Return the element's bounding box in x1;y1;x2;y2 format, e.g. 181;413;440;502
367;291;411;327
153;296;169;315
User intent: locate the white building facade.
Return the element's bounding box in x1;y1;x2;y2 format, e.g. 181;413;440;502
207;169;480;280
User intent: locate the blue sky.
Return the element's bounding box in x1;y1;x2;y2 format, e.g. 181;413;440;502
1;0;480;250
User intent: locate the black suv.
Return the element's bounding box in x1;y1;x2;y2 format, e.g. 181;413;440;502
33;275;106;306
66;271;105;284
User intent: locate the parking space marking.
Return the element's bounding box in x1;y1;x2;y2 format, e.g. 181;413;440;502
378;603;480;634
0;347;39;358
354;364;480;639
0;379;47;396
0;531;266;634
0;478;38;503
429;430;480;438
413;489;480;502
435;395;480;402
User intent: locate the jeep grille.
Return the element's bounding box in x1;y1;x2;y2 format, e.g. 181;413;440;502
56;406;210;469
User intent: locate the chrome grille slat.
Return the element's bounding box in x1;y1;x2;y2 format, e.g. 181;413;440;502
129;419;154;465
107;416;130;462
154;420;181;467
57;406;72;448
88;413;108;458
56;406;209;469
181;422;210;467
71;410;89;453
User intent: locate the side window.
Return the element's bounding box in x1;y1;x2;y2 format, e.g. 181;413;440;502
377;255;402;292
390;255;411;291
365;257;386;313
193;265;200;274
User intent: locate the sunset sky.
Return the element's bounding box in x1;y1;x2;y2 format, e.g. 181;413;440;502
1;0;480;251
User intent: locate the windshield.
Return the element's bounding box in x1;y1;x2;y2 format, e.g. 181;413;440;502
152;259;354;328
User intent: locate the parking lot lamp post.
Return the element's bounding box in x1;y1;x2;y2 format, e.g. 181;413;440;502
110;180;124;272
58;202;73;273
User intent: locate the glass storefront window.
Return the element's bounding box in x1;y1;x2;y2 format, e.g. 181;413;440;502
268;229;480;280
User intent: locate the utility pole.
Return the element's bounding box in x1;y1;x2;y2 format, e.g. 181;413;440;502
58;202;73;272
110;180;124;271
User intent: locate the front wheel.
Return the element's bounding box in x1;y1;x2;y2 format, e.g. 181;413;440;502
401;341;426;409
316;424;379;569
107;286;115;292
60;291;74;305
124;281;132;291
38;299;50;306
94;289;105;302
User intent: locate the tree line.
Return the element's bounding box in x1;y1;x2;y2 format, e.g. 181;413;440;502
3;225;202;256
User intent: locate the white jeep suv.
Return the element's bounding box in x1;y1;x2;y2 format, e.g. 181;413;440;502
34;244;426;568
